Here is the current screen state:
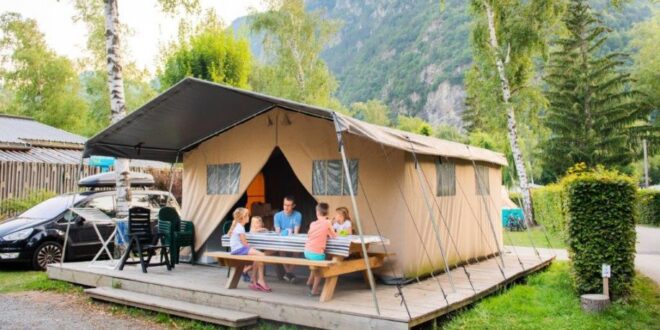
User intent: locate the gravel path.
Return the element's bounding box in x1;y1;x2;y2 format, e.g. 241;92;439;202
0;291;165;330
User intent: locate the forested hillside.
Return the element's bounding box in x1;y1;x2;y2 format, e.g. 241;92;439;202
234;0;653;127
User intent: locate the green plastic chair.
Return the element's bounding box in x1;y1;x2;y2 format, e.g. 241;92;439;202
157;207;195;266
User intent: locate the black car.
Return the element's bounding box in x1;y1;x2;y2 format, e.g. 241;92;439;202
0;189;178;270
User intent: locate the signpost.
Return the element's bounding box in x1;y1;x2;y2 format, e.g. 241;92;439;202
602;264;611;298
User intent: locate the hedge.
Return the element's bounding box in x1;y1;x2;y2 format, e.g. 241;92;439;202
561;168;637;299
637;189;659;226
531;184;565;235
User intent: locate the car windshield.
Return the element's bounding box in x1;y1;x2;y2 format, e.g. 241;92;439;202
19;194;85;219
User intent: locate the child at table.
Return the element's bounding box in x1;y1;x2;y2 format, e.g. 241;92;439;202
304;202;337;296
250;216;269;233
332;207;353;236
241;216;270;282
228;207;271;292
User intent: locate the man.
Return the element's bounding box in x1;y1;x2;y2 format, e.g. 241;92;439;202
274;195;302;282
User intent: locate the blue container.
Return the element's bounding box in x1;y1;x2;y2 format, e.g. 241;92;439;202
501;208;524;227
115;220;129;245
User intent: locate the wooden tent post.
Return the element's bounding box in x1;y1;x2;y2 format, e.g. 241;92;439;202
332;112;380;316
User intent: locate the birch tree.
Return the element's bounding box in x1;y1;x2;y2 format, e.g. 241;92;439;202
102;0;131;218
469;0;562;225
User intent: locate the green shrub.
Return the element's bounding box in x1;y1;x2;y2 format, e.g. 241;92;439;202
0;190;57;219
637;189;659;226
561;167;637;299
509;191;522;207
532;184;566;235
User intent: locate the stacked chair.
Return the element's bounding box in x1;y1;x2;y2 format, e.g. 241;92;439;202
118;206;172;273
157;207;195;267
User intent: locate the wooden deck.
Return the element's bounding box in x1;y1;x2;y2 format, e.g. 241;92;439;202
48;252;553;329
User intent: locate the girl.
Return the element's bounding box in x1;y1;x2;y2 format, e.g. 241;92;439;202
228;208;271;292
241;216;269;282
250;216;269;233
304;202;337;296
333;207;353;236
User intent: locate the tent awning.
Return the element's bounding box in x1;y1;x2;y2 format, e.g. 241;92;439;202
84;77;507;166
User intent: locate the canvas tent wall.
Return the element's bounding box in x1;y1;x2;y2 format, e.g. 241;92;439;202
182;108;504;279
83;78;508;280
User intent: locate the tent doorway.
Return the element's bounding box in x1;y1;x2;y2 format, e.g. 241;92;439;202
260;147;316;232
199;147;316;261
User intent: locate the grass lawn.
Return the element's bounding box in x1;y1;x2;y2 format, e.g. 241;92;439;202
0;268;81;294
441;261;660;330
503;226;567;249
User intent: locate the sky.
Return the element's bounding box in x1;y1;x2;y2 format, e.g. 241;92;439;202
0;0;265;73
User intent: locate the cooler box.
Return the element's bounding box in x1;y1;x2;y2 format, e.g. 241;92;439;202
501;207;524;227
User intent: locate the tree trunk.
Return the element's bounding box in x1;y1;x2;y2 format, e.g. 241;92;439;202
484;1;535;225
105;0;130;219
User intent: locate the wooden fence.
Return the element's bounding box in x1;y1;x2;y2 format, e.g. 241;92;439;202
0;161;154;218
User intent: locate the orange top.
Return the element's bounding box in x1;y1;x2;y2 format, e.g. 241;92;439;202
304;219;337;254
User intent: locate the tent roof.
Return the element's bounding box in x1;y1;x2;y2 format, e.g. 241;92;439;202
84;77;507;166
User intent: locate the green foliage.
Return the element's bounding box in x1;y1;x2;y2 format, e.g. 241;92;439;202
532;185;566;236
637;189;660;226
543;0;653;180
561;166;637;299
307;0;473;116
0;190;56;220
349;100;391;126
159;11;252;90
396;115;433;136
71;0;159;135
443;261;660;329
0;13;90;135
249;0;342;110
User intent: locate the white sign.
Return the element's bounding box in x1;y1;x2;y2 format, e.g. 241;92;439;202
602;264;611;278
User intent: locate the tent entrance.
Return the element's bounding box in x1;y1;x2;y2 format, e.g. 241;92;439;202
259;147;316;232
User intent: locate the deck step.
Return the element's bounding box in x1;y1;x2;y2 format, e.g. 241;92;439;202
85;287;258;328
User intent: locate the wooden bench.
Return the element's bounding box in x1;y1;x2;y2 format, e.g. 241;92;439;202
205;251;386;302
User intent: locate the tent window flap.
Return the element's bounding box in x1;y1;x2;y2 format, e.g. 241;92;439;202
312;159;358;196
475;165;490;196
207;163;241;195
436;159;456;196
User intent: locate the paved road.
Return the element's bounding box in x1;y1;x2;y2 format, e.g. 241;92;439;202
506;225;660;284
635;225;660;284
0;291;164;330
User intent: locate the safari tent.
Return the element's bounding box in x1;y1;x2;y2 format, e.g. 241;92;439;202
83;77;508;280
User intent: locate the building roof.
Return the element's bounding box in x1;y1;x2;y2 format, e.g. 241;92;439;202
83;78;507;166
0;114;167;167
0;114;86;149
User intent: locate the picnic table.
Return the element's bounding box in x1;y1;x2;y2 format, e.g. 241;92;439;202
207;233;390;302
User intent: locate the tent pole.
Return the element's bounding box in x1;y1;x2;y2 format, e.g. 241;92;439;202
466;147;506;267
332;112;380;316
406;138;456;292
62;156;85;266
377;142;451;304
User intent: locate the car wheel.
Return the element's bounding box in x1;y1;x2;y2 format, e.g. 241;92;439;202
32;241;63;270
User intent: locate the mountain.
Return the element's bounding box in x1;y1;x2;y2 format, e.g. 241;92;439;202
233;0;653;127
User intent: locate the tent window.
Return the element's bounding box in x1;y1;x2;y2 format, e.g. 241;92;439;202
475;165;490;195
312;160;358;196
436;159;456;196
207;163;241;195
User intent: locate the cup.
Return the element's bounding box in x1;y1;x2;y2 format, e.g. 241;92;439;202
280;229;289;236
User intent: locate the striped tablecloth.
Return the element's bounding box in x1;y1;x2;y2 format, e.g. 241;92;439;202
221;233;388;257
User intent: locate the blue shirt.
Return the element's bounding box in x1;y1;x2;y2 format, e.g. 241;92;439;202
274;210;302;232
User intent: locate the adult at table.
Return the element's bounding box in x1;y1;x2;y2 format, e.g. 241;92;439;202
274;195;302;282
